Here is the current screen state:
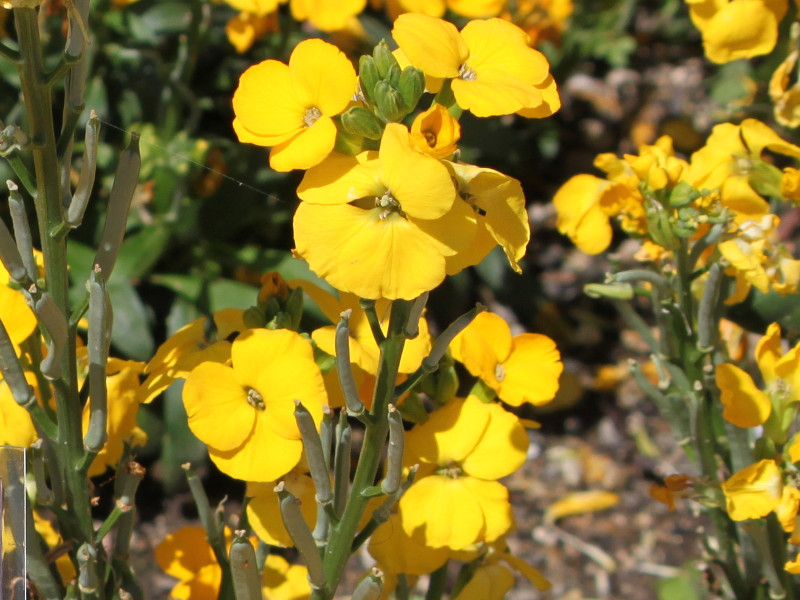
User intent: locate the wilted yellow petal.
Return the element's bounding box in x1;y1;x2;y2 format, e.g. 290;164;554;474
544;490;620;523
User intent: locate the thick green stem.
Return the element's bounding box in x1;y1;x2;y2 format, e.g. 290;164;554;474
314;300;411;599
14;6;93;551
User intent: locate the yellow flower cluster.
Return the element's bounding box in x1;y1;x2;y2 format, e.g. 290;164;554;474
553;118;800;305
234;14;558;300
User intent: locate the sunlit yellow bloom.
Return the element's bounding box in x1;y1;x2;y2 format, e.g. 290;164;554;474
232;38;357;171
33;513;75;584
410;104;460;159
0;371;39;446
399;396;528;549
715;362;771;428
392;14;555;117
140;308;245;404
183;328;327;482
782;167;800;202
721;459;783;521
0;263;36;354
687;0;788;64
777;486;800;532
450;311;562;406
770;45;800;128
292;280;430;374
552;174;621;254
289;0;366;31
247;470;317;547
81;358;148;476
447;0;506;17
446;162;530;275
294;123;463;300
225;12;278;53
156;526;310;600
452;547;551;599
686;119;800;217
368;512;451;577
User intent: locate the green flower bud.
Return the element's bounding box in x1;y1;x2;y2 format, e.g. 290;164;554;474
372;39;398;79
398;66;426;112
341;106;385;140
358;55;379;107
385;63;401;88
668;181;703;207
749;160;784;200
583;282;635;300
333;125;365;156
374;80;408;122
644;197;679;250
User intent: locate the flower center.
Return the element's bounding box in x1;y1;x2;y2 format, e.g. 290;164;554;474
495;363;506;382
458;63;477;81
246;387;265;410
439;462;463;479
375;189;405;220
423;130;437;148
303;107;322;128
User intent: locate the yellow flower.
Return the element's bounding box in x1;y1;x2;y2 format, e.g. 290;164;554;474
140;308;245;404
293;280;431;374
445;162;530;275
447;0;506;17
776;486;800;532
543;490;620;522
246;470;317;547
715;362;772;428
399;395;528;549
232;38;357;172
769;45;800;128
225;12;279;54
368;512;451;577
0;372;38;447
392;14;556;117
289;0;366;31
782;167;800;203
81;358;148;476
182;328;327;482
552;174;622;255
687;0;788;64
156;526;310;600
721;459;783;521
0;263;36;354
409;104;460;159
293;123;463;300
450;311;562;406
452;548;551;599
787;552;800;574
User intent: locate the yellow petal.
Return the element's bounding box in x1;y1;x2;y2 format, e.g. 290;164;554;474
544;490;620;522
368;513;451;575
232;60;303;141
722;459;783;521
297;151;380;205
755;322;783;385
183;362;255;451
450;311;512;383
452;563;514;600
400;475;486;549
498;333;563;407
293;202;449;300
552;174;615;255
405;396;489;467
715;363;772;428
268;114;337;172
460;477;514;543
246;473;317;547
288;38;357;115
209;421;304;482
379;123;455;220
392;13;467;79
461;400;528;480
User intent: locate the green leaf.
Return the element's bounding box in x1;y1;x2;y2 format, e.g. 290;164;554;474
107;278;154;360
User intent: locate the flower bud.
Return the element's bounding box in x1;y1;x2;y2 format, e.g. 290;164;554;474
374;81;408;122
644;197;679;250
668;181;703;207
358;55;380;107
372;39;398;79
340;106;385;140
398;66;426;113
748;160;784;199
583;282;635;300
385;63;402;88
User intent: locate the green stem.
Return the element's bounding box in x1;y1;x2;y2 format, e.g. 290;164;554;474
424;561;449;600
315;300;411;599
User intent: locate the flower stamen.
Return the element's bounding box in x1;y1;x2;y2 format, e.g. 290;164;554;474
495;363;506;382
458;63;477;81
303;107;322;128
246;387;266;410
